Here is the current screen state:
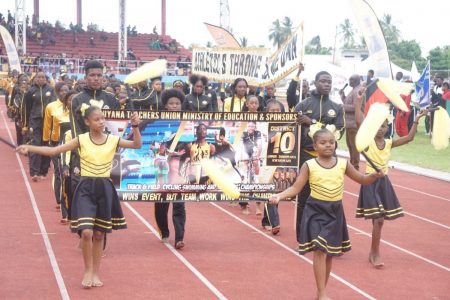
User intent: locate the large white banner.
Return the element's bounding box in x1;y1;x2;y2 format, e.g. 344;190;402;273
192;26;304;86
349;0;392;79
0;25;22;73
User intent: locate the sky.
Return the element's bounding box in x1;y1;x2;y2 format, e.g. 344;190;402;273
2;0;449;56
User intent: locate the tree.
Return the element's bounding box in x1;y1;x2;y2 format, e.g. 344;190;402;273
389;40;426;69
305;35;332;55
380;14;400;46
86;23;99;32
240;37;248;47
339;18;355;48
268;17;294;49
282;16;293;39
427;46;450;72
268;19;284;49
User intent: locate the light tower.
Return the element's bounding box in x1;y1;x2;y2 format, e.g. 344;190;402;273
14;0;26;55
118;0;127;62
219;0;230;31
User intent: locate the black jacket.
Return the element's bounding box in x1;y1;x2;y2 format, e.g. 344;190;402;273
70;87;120;137
287;79;300;109
183;92;214;112
129;86;162;110
294;90;345;151
24;84;56;130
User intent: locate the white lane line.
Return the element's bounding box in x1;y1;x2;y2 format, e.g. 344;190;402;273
391;184;450;202
347;224;450;272
344;190;450;230
209;203;376;300
1;109;70;300
124;202;227;300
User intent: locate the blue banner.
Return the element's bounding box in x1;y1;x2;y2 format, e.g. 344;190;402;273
415;62;430;108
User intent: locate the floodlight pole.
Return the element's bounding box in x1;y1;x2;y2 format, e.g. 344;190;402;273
14;0;26;55
118;0;127;62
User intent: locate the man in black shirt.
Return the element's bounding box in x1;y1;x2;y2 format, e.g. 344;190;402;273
294;71;345;244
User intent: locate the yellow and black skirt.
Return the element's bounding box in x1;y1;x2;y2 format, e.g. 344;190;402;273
356;176;403;220
70;177;127;233
298;197;351;256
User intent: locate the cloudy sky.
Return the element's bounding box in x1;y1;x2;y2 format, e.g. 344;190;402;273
3;0;449;55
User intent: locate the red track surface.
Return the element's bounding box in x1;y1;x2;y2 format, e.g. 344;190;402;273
1;100;449;299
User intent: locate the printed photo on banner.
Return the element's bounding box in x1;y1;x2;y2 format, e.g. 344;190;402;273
105;110;301;201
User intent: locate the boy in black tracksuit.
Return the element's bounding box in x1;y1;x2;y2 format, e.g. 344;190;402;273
294;71;345;244
24;71;57;180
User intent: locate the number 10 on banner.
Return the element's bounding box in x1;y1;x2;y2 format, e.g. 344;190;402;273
266;123;299;167
272;131;295;154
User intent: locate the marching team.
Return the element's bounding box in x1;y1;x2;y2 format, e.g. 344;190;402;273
6;59;429;298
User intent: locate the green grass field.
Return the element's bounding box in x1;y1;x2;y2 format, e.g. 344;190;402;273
338;124;450;172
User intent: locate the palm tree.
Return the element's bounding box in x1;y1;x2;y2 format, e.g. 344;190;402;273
268;17;295;49
240;37;248;47
282;16;293;39
268;19;284;49
380;14;400;45
339;18;355;48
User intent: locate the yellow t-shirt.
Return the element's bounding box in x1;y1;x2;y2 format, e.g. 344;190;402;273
364;139;392;174
78;133;120;177
223;96;246;112
306;157;347;201
43;99;65;142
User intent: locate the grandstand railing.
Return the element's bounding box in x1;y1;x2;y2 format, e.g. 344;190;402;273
0;55;191;75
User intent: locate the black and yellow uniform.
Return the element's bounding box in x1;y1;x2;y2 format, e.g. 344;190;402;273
128;86;160;110
182;92;214;112
223;96;246;112
70;133;127;233
294;90;345;243
5;78;16;110
12;89;26;145
356;140;403;220
70;88;119;137
58;119;72;220
298;158;351;256
206;88;219;111
43;98;66;210
24;83;57;177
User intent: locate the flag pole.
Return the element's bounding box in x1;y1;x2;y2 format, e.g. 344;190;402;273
294;21;305;230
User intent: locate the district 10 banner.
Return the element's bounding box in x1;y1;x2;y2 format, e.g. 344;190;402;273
105;110;301;202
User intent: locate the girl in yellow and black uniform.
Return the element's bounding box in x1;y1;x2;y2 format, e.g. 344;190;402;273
17;105;142;289
270;129;382;300
354;91;427;268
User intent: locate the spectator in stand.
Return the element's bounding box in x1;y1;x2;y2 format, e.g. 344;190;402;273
127;48;136;60
89;36;95;47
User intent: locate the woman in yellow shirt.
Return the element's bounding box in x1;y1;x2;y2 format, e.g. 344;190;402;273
223;78;248;112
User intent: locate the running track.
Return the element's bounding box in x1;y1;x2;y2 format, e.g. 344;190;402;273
1;101;449;299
